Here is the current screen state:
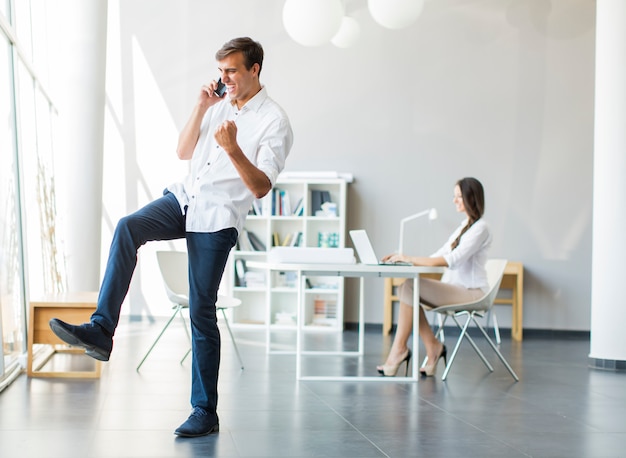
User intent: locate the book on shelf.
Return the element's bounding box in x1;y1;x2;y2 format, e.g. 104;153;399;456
235;257;266;288
272;188;290;216
271;189;279;216
290;231;303;247
238;229;265;252
293;197;304;216
281;232;294;247
272;188;302;216
281;189;292;216
312;298;337;326
310;190;332;216
274;231;302;247
252;199;263;216
247;230;266;251
234;258;247;287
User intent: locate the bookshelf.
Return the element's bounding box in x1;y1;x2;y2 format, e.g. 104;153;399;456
226;175;350;332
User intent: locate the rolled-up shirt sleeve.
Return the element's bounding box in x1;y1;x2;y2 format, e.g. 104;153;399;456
167;86;293;234
256;117;293;187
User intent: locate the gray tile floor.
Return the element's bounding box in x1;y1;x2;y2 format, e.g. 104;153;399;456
1;317;625;457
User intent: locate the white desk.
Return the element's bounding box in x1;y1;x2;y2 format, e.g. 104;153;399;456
256;262;445;382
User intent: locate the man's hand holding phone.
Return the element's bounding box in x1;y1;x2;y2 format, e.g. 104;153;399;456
198;78;227;110
213;78;227;97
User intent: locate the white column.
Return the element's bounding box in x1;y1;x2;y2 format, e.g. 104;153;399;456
56;0;108;292
590;0;626;370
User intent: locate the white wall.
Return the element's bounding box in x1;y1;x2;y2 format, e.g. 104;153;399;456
96;0;595;330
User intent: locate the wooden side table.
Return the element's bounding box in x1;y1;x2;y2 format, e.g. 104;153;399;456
494;261;524;341
383;261;524;341
28;291;102;378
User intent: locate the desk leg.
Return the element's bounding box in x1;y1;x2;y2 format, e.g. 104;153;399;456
359;277;365;355
383;278;393;336
512;271;524;341
296;271;304;380
412;275;419;381
265;273;271;352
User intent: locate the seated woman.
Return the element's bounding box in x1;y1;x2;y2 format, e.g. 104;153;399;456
378;177;492;377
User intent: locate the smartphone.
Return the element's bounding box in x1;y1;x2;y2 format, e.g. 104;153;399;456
214;78;226;97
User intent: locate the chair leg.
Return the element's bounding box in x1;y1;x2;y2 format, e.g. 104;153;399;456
451;313;494;373
220;308;244;370
137;305;183;372
486;309;501;345
441;312;475;381
473;316;519;381
442;311;496;380
180;348;191;365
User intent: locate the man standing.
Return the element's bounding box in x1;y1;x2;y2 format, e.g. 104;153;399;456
49;37;293;437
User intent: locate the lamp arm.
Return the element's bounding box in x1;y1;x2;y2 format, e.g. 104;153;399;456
398;209;435;255
399;209;431;225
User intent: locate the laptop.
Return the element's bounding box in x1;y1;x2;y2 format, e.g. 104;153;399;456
349;229;412;266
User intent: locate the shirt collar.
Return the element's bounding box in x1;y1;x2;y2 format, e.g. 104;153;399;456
232;86;267;113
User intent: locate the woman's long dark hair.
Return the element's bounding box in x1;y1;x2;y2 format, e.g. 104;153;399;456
450;177;485;250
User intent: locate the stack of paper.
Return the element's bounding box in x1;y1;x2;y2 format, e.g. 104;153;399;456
268;247;356;264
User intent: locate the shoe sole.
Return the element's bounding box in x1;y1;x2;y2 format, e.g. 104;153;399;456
49;320;110;362
174;423;219;438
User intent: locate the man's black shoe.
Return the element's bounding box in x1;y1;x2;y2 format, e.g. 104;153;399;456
174;407;219;437
49;319;113;361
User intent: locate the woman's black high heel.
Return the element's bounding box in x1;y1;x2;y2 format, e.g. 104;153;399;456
377;348;412;377
420;345;447;377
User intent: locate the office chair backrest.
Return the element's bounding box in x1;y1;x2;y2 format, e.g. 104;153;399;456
420;259;507;316
442;259;506;313
156;250;190;306
477;258;508;311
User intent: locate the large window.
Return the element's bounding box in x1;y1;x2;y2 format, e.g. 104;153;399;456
0;26;26;389
0;0;62;391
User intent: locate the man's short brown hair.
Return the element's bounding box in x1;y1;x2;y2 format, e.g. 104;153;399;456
216;37;264;76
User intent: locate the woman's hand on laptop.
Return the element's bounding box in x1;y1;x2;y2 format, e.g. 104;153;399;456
382;253;412;265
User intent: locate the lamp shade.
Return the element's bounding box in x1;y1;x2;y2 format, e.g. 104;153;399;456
368;0;425;30
331;17;361;48
283;0;345;47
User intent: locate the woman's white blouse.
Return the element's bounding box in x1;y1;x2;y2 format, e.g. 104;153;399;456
431;218;492;292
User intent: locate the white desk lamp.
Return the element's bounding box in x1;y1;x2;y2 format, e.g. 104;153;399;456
398;208;438;254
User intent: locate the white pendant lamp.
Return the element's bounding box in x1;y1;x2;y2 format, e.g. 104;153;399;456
331;17;361;48
283;0;345;47
368;0;425;30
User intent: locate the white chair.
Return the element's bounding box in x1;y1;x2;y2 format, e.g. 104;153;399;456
421;259;519;381
136;250;244;371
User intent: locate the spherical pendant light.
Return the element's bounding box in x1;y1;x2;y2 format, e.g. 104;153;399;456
283;0;345;47
331;17;361;48
368;0;425;30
